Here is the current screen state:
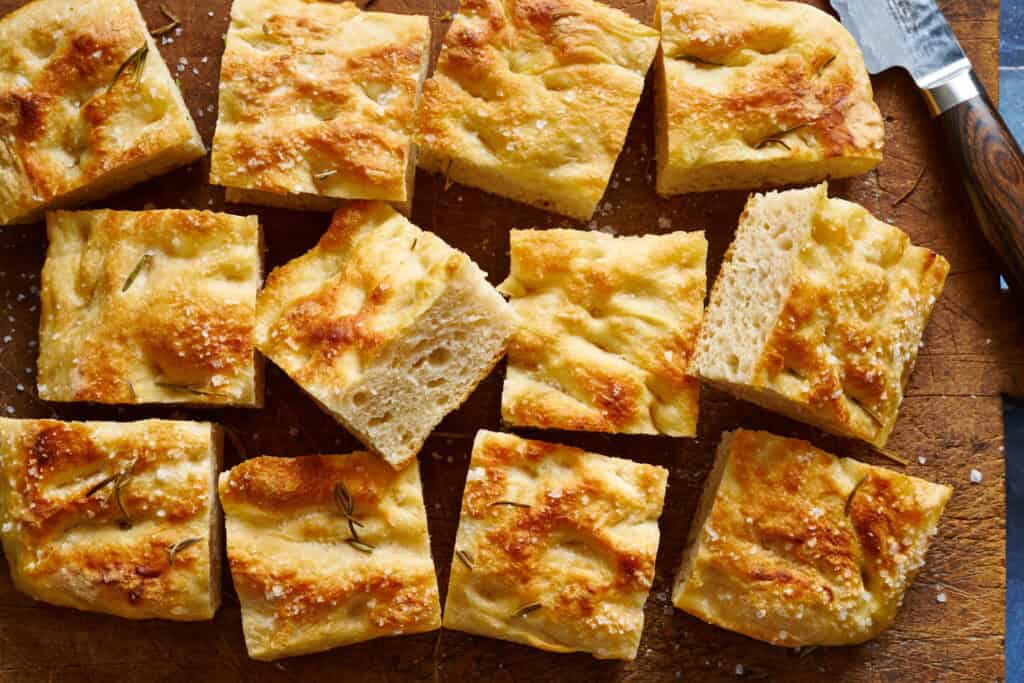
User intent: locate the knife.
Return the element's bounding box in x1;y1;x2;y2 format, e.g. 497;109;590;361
831;0;1024;295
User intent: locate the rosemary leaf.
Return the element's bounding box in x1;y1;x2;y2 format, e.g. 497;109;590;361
167;537;202;566
455;549;474;571
489;500;531;509
798;645;821;658
410;237;418;251
443;159;454;191
108;44;149;93
114;458;138;529
844;477;866;516
510;602;542;618
151;4;181;37
817;54;837;76
892;166;925;207
85;474;118;497
440;10;453;21
154;382;229;398
870;445;910;466
334;481;354;517
346;538;375;553
314;169;337;181
122;253;153;292
755;137;791;151
262;23;272;36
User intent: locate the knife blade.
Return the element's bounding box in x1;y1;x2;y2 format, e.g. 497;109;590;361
831;0;970;91
831;0;1024;300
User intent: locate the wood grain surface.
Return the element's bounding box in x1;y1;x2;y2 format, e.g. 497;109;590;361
0;0;1014;681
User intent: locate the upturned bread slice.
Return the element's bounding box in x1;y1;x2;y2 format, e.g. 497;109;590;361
254;201;515;468
693;183;948;447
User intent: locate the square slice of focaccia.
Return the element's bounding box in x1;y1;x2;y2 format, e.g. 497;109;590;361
416;0;660;220
0;0;205;226
219;454;441;661
692;184;949;447
38;209;264;407
444;430;668;660
0;418;223;620
254;201;514;469
210;0;430;211
654;0;884;195
499;228;707;436
672;429;952;646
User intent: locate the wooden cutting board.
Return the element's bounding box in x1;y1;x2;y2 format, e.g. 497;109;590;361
0;0;1013;680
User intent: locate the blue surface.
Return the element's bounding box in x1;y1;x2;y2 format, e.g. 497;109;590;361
1001;0;1023;678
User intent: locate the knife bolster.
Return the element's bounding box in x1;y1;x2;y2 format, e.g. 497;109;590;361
923;69;981;116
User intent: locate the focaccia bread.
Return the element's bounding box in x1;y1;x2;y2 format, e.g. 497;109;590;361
210;0;430;212
0;0;205;226
692;184;948;447
499;228;707;436
416;0;660;219
444;430;668;660
654;0;884;195
38;209;264;407
219;454;441;661
0;418;223;620
255;201;514;469
672;429;952;646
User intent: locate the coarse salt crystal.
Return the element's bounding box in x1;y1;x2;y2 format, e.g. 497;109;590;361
970;469;982;483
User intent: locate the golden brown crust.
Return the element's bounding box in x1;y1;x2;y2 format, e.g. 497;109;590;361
38;209;263;407
0;418;222;620
415;0;659;219
219;454;441;661
0;0;205;226
210;0;429;206
444;430;668;660
654;0;884;195
672;429;952;646
499;229;706;436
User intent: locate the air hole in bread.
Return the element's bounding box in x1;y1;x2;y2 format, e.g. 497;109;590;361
427;347;451;366
426;377;445;389
368;412;391;427
351;391;370;407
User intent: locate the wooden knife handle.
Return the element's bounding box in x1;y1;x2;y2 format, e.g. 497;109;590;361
931;71;1024;294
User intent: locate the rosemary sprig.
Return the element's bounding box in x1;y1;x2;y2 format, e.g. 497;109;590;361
336;482;371;552
313;169;337;182
154;382;230;398
455;549;474;571
108;44;149;93
346;538;375;553
510;602;542;618
151;4;180;37
489;500;531;509
122;253;153;291
167;537;202;566
817;53;837;76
